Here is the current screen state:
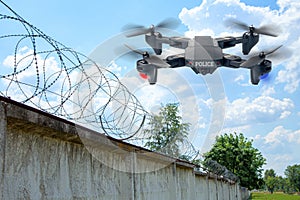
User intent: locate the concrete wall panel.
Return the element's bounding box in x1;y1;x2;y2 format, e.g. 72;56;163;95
0;97;249;200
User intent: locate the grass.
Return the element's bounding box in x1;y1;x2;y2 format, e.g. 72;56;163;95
251;192;300;200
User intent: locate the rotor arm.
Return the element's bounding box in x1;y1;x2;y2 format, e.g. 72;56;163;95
222;54;245;68
157;36;189;49
216;36;243;49
216;34;259;55
165;54;186;68
146;34;189;55
222;54;273;85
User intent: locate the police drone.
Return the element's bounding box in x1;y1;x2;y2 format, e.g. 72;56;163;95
122;18;285;85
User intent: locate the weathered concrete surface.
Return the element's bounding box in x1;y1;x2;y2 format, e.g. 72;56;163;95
0;100;7;200
0;97;249;199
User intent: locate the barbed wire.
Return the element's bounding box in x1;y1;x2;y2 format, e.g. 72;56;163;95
0;1;148;139
203;159;240;182
0;1;203;162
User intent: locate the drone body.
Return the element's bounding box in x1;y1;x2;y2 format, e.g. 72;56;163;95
123;19;280;85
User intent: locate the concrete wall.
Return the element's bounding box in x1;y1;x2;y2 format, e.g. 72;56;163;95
0;97;249;200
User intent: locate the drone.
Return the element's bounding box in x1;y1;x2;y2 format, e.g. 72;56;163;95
122;18;283;85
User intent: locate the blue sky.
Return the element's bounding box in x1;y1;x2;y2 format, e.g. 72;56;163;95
1;0;300;176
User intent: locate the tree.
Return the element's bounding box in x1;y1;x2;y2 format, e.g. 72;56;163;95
285;164;300;192
282;178;295;194
262;169;297;194
264;169;277;193
264;169;276;179
276;176;288;192
203;132;266;190
265;177;277;194
144;103;190;158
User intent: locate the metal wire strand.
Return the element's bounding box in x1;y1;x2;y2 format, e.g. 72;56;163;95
0;1;202;161
0;2;148;140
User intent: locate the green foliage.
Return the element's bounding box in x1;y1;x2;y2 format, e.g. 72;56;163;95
265;176;277;194
285;164;300;192
265;169;276;179
264;169;277;193
144;103;190;158
282;178;296;194
178;155;202;166
263;168;299;194
251;192;300;200
275;176;287;192
204;132;266;190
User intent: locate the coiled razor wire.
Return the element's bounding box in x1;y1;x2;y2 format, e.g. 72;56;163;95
203;159;239;182
0;1;204;163
0;1;148;139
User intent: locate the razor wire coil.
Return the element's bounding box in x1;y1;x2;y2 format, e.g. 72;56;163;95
0;2;231;176
0;3;148;139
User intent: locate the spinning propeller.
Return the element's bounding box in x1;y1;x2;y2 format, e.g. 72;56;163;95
241;45;283;68
122;18;179;37
124;44;169;67
123;44;169;83
225;19;280;37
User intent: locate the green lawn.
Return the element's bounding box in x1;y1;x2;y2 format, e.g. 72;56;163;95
251;192;300;200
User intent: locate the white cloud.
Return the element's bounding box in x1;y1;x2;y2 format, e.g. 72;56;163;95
1;46;63;99
1;46;116;127
220;124;251;135
177;0;300;176
119;67;208;142
263;153;293;176
200;97;227;152
225;96;294;126
253;134;262;141
261;86;276;96
3;46;60;79
280;111;291;119
232;70;251;86
264;126;288;144
276;36;300;93
179;0;277;36
264;126;300;145
106;60;123;77
261;125;300;175
234;74;244;82
179;0;300;93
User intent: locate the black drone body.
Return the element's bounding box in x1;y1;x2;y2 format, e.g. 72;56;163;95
123;19;281;85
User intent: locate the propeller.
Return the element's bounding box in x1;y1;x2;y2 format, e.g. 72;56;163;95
225;19;280;37
123;44;169;68
241;45;283;68
123;44;170;84
122;18;179;37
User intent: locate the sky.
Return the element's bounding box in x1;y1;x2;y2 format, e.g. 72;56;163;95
1;0;300;177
